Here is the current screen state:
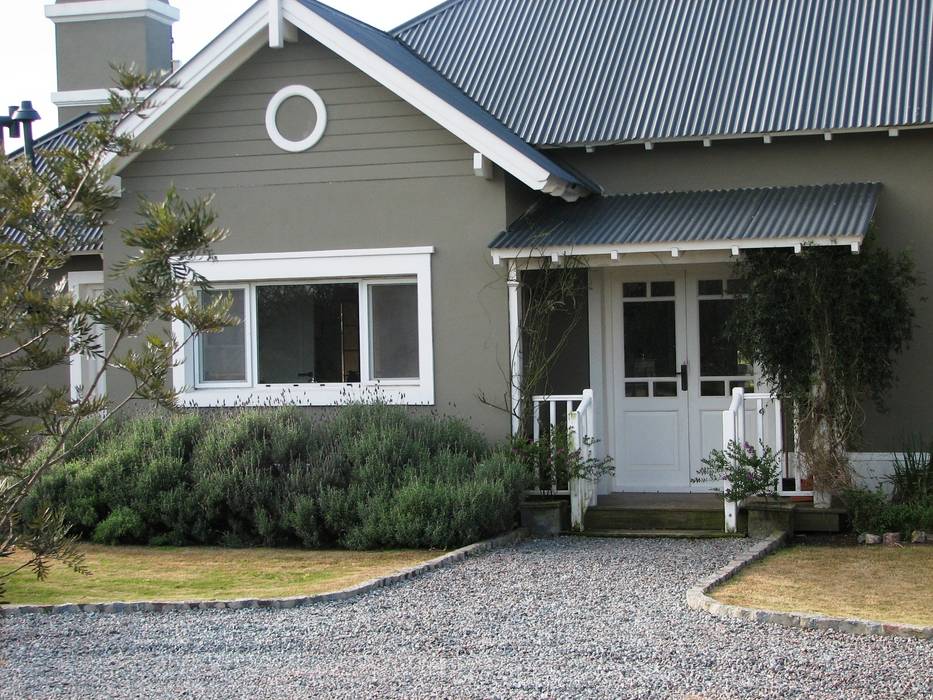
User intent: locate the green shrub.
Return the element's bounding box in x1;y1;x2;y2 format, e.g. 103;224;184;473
93;506;144;544
844;487;933;535
21;404;529;551
888;437;933;506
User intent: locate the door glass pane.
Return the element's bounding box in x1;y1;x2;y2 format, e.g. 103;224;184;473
624;382;649;397
370;284;419;379
622;282;647;298
257;283;359;384
199;289;246;383
698;279;723;296
700;380;726;396
653;381;678;397
623;300;676;377
650;281;675;297
699;299;751;376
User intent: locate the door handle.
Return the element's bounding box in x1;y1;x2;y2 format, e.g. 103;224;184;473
677;363;688;391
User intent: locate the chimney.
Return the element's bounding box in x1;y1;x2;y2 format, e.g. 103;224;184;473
45;0;180;123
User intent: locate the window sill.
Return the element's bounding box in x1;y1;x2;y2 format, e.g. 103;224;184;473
177;382;433;408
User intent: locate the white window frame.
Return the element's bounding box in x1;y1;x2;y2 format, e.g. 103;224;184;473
67;270;106;402
194;285;252;389
173;246;434;407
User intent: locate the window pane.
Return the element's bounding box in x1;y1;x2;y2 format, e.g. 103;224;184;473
698;279;723;296
199;289;246;382
700;380;726;396
257;283;359;384
650;281;675;297
370;284;419;379
699;299;752;376
623;300;676;377
622;282;647;298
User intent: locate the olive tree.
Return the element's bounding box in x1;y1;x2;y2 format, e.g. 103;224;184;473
0;72;233;600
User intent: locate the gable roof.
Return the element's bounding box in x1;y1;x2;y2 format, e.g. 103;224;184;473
394;0;933;147
111;0;593;200
490;182;880;257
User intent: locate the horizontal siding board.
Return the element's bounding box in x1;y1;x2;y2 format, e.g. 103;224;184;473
129;144;472;177
490;182;881;249
395;0;933;146
125;31;478;189
143;129;460;160
124;160;473;191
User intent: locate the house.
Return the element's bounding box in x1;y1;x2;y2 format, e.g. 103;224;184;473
23;0;933;507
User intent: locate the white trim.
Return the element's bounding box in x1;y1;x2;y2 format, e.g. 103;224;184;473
51;89;111;108
67;271;106;402
52;88;154;109
489;235;865;262
264;85;328;152
173;246;434;407
105;0;585;200
45;0;179;25
507;261;521;436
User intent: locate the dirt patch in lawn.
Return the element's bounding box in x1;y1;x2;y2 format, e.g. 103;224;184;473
3;545;439;605
713;544;933;627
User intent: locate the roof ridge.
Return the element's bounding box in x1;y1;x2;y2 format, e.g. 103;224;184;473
390;0;468;37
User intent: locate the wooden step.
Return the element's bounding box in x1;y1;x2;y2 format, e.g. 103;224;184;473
584;506;725;531
575;529;743;539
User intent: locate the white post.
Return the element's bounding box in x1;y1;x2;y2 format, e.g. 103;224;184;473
722;387;745;533
507;261;522;436
569;389;596;531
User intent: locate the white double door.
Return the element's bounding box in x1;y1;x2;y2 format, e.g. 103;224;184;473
609;267;754;492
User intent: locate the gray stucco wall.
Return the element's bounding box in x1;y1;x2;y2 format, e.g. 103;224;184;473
103;35;513;440
560;131;933;451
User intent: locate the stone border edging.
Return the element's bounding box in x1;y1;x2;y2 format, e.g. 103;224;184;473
0;528;527;617
686;531;933;640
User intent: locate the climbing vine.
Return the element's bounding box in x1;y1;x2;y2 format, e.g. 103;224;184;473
729;230;919;491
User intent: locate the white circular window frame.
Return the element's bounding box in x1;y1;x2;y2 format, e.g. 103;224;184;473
265;85;328;152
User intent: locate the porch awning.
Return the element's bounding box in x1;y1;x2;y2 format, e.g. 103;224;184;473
489;182;880;260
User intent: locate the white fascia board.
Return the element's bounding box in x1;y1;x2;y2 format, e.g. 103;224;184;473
106;2;269;172
51;89;111;107
489;235;865;261
45;0;180;25
281;0;574;197
185;246;434;282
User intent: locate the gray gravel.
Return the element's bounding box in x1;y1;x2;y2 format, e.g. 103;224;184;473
2;537;931;699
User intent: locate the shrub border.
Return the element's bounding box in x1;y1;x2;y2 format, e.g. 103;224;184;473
686;530;933;640
0;529;527;617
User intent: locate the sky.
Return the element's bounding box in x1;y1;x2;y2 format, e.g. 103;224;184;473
0;0;440;151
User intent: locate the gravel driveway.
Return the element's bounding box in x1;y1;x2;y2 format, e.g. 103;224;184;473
3;537;931;699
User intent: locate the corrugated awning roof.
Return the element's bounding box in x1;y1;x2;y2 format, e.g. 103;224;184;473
395;0;933;147
490;183;881;255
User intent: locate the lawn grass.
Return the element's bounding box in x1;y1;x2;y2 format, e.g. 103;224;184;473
3;545;439;605
713;544;933;626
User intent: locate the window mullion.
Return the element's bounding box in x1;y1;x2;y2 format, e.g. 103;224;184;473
358;281;371;384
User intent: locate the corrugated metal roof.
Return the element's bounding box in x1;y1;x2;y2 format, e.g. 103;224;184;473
490;182;881;250
395;0;933;147
3;113;103;253
296;0;593;193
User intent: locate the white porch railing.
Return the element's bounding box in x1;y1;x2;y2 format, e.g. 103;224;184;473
530;390;598;530
721;387;811;532
568;389;597;531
